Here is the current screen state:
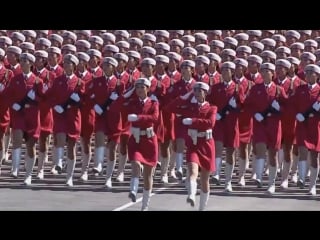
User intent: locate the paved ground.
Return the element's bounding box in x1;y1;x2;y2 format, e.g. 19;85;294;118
0;144;319;211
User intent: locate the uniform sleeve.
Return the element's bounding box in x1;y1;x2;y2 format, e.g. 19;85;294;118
34;79;44;100
163;96;186;114
190;106;216;129
152;81;166;98
137;101;159;124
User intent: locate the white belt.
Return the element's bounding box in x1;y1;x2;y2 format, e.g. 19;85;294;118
188;129;213;145
130;127;155;143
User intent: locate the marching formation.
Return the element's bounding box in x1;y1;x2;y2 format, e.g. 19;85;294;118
0;30;319;211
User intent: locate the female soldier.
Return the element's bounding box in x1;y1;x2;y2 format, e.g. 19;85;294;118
166;82;216;211
45;54;85;187
111;78;159;211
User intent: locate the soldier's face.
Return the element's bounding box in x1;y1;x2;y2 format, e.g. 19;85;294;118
221;67;233;81
20;58;31;73
261;69;273;82
135;84;148;98
305;71;318;84
48;53;59;66
193;87;206;102
195;62;206;73
6;52;18;65
102;63;113;75
235;65;245;76
141;64;153;76
35;56;46;69
181;65;192;78
63;60;75;74
275;65;287;78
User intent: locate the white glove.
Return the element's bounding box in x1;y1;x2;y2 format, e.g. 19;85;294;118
296;113;305;122
254;113;264;122
312;101;320;111
228;97;237;108
128;114;138;122
190;96;197;103
271;99;280;111
0;83;5;92
123;87;135;98
150;94;158;102
12;103;21;111
27;89;36;100
182;118;192;125
43;84;48;93
90;94;95;99
94;104;103;115
216;113;222;120
54;105;64;114
70;93;80;102
180;91;193;100
109;92;119;101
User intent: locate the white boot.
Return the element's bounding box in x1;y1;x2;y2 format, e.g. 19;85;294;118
66;158;76;187
308;166;319;196
36;152;46;180
11;148;21;178
280;161;291;189
212;157;222;185
3;134;10;163
291;154;298;183
54;147;64;174
298;160;307;188
160;157;169;184
93;146;104;175
105;160;116;189
199;190;210;211
24;156;36;186
175;153;183;180
129;177;139;202
255;158;265;188
187;179;197;207
116;153;127;182
250;154;257;180
238;158;247;186
50;146;58;174
266;166;277;194
168;151;176;179
80;153;90;182
0;150;4;175
225;162;234;192
141;189;151;211
278;148;284;174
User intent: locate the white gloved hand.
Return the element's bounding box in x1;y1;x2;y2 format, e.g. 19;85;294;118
12;103;21;111
190;96;197;103
27;89;36;100
70;93;80;102
254;113;264;122
128;114;138;122
150;94;158;102
228;97;237;108
296;113;305;122
109;92;119;101
271;99;280;111
180;91;193;100
182;118;192;125
216;113;222;120
312;101;320;111
90;94;95;99
0;83;5;92
43;84;48;93
123;87;135;98
54;105;64;114
94;104;103;115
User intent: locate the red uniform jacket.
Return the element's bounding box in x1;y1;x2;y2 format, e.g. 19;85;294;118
167;70;181;82
88;66;103;78
76;70;95;139
111;95;159;167
165;96;217;172
207;81;245;148
292;84;320;151
45;74;85;140
245;72;263;84
3;72;44;139
5;64;22;77
34;68;57;134
245;82;288;150
195;73;210;84
126;68;141;83
47;64;64;78
86;75;124;142
0;66;14;132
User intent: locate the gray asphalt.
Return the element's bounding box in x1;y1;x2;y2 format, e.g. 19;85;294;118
0;144;318;211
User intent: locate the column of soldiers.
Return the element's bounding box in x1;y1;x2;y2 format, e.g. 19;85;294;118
0;30;319;211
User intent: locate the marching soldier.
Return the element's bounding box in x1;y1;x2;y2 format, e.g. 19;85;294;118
87;49;103;78
166;82;216;210
46;47;64;77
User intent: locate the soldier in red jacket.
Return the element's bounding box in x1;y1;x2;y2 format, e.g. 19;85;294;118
45;54;85;187
3;53;44;185
75;52;94;182
244;63;288;194
167;60;196;180
46;47;64;77
5;46;22;76
207;61;244;192
166;82;217;211
87;49;103;78
233;58;254;186
87;57;124;189
293;64;320;196
33;50;56;180
195;55;210;83
0;49;13;173
207;53;222;87
245;55;263;84
110;77;159;211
